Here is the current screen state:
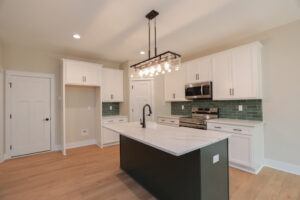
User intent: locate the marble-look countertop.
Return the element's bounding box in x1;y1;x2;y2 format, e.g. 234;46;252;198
103;115;128;119
103;122;231;156
207;118;263;127
157;115;189;119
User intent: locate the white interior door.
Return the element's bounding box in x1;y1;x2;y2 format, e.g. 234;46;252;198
9;75;51;156
131;80;153;122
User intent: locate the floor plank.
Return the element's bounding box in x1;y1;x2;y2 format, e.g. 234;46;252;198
0;145;299;200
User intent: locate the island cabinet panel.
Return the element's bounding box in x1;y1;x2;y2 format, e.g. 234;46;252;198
120;135;229;200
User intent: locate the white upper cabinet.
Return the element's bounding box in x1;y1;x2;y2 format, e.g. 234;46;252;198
102;68;124;102
212;50;233;100
164;65;187;102
231;43;262;99
212;42;262;100
63;59;102;86
186;56;212;84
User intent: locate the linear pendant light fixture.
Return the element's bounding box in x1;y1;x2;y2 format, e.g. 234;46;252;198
130;10;181;78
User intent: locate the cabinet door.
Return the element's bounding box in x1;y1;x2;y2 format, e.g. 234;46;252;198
229;133;252;167
212;51;233;100
102;68;124;102
232;45;257;99
84;63;101;86
198;56;212;82
65;61;85;85
164;66;186;101
113;70;124;102
186;60;199;84
102;127;117;144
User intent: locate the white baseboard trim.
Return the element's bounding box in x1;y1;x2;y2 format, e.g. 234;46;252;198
264;158;300;176
53;145;62;151
66;139;97;149
3;154;10;161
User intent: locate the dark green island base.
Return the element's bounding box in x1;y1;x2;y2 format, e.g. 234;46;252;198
120;135;229;200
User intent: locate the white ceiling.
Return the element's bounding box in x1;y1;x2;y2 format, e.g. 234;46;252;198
0;0;300;63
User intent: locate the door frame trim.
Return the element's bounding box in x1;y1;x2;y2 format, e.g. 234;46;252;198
5;70;55;159
129;78;154;122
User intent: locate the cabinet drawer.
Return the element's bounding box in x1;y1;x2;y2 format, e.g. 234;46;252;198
157;117;179;126
207;123;252;135
114;118;128;123
103;119;114;124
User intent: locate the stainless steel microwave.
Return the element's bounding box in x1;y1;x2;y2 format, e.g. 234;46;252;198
185;81;212;100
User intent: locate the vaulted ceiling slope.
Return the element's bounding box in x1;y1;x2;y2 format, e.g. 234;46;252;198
0;0;300;63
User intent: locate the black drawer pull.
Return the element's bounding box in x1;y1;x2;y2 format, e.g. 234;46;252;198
233;129;242;131
214;126;222;129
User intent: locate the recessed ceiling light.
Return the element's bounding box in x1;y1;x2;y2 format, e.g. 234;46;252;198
140;51;145;55
73;34;81;39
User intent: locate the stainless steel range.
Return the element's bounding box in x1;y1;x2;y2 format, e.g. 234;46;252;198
179;107;219;129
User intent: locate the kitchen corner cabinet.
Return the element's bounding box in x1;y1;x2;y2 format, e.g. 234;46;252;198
63;59;102;86
212;42;262;100
102;68;124;102
207;121;264;174
164;65;187;102
185;56;212;84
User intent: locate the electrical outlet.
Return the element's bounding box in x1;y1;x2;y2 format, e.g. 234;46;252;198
181;105;185;110
238;105;243;111
109;106;113;110
213;154;220;164
81;129;88;136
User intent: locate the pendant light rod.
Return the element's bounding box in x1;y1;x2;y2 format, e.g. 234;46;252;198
130;10;181;69
148;19;151;59
154;17;157;56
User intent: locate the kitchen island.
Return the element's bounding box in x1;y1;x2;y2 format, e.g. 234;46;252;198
103;122;231;200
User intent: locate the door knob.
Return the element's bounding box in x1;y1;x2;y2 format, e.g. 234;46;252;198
44;118;50;121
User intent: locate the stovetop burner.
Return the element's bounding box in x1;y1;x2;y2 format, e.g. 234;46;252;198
179;107;219;129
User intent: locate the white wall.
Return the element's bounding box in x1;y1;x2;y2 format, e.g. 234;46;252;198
1;43;120;152
0;42;4;162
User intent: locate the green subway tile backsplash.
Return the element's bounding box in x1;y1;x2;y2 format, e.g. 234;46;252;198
102;103;120;116
171;99;262;121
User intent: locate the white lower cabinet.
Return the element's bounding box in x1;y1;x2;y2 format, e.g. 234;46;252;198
102;116;128;146
207;120;264;174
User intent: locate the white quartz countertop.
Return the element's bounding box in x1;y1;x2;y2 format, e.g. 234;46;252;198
157;115;188;119
103;122;231;156
207;118;263;127
103;115;128;119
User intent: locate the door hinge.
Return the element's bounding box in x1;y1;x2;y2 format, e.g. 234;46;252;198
10;145;12;151
9;82;12;88
10;114;12;119
131;85;133;89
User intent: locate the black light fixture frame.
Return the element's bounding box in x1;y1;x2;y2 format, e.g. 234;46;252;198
130;10;181;69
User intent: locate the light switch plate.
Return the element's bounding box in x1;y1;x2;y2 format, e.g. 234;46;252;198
213;154;220;164
109;106;112;110
238;105;243;111
181;105;184;110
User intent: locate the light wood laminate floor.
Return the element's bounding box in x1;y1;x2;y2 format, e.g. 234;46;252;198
0;145;300;200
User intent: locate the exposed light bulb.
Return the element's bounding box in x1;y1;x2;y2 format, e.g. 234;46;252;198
164;62;170;70
168;69;171;73
139;70;143;77
162;70;165;74
155;72;159;76
150;66;155;74
175;67;180;71
130;74;134;78
150;73;153;77
157;64;162;72
144;69;149;75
